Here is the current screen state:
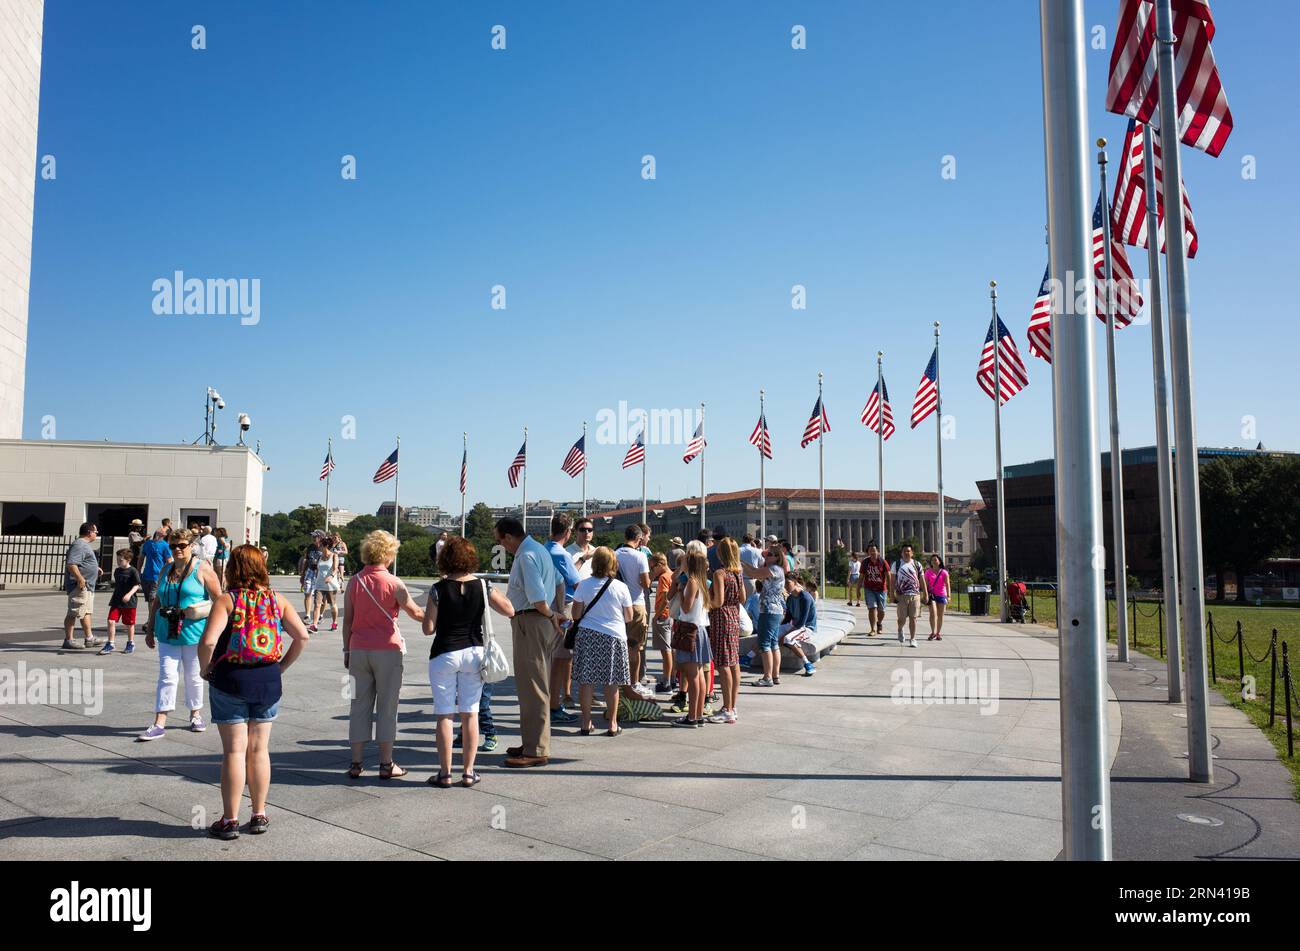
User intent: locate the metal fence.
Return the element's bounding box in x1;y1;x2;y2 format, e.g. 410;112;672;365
0;535;75;589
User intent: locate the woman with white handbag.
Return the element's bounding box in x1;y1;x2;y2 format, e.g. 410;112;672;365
422;537;514;788
138;528;222;740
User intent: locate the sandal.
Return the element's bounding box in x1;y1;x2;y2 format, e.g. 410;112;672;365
772;677;781;685
579;726;594;736
605;726;623;737
461;771;482;787
427;772;453;788
378;762;407;780
346;761;364;779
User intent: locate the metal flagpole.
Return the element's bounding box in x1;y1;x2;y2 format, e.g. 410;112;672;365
641;439;647;526
1039;0;1112;859
521;426;528;538
817;372;826;597
993;280;1013;623
393;435;400;576
699;402;707;532
581;421;588;519
1141;122;1183;704
876;353;885;552
1154;0;1210;781
460;432;467;537
324;437;332;532
1098;141;1130;662
934;324;944;559
759;389;767;540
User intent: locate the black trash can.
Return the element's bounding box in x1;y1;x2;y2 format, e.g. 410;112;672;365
968;586;989;616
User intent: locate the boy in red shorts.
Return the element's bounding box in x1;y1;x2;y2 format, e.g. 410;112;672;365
100;548;142;655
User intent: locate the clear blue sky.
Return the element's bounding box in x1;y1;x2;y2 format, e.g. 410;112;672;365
24;1;1299;516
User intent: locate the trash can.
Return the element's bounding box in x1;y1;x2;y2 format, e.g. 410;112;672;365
967;585;991;616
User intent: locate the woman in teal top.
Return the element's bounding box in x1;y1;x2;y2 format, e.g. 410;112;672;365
139;528;223;741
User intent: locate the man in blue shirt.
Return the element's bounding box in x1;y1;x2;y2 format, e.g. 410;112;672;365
779;576;818;677
498;517;562;768
137;529;173;606
545;513;581;723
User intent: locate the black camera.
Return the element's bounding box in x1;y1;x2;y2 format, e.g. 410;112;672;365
158;606;183;638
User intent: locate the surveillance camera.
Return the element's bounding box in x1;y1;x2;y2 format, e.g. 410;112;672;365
216;399;225;410
239;413;251;430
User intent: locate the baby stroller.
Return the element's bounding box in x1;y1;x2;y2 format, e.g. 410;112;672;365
1006;581;1027;623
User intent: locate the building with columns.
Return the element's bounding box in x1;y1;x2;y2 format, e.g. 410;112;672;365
597;487;975;556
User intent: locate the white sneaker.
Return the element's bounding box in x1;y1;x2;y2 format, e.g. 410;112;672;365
908;638;917;648
897;631;905;643
706;711;730;724
723;709;737;724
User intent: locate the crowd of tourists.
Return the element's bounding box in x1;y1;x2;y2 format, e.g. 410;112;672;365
57;511;955;841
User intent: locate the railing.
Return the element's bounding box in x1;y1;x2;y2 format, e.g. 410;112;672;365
0;535;75;590
1206;612;1294;759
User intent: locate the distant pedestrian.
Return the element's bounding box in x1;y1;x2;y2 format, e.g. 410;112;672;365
193;525;218;565
342;530;425;779
571;547;634;736
212;527;230;589
860;543;889;636
138;529;172;607
434;532;449;574
199;544;309;838
100;548;141;655
925;555;950;640
890;544;928;648
128;519;146;565
847;551;862;606
706;537;744;723
62;522;101;651
310;535;341;632
331;534;348;585
299;532;325;619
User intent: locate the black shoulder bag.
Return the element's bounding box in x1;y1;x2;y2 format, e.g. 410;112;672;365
567;577;613;650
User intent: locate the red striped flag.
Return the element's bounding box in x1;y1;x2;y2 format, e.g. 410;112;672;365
622;429;645;469
909;349;938;429
320;450;335;481
748;413;772;460
1092;193;1143;327
507;441;526;488
1111;119;1198;258
372;448;398;484
1105;0;1232;157
1027;265;1054;364
977;314;1029;405
561;434;587;478
459;449;467;495
800;397;830;448
682;422;706;464
862;380;895;440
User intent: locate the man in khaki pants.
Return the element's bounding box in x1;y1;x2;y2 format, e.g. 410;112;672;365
496;518;563;768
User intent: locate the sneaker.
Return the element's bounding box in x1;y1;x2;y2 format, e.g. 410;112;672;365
753;677;774;687
330;622;338;631
307;623;318;633
124;641;136;654
190;714;207;732
702;700;716;717
137;724;165;741
908;639;917;648
61;640;83;651
671;716;702;728
550;707;577;724
482;735;498;753
83;637;99;649
246;814;269;835
668;692;688;712
631;683;655;701
208;817;240;840
98;642;115;655
654;680;671;693
706;710;731;724
803;663;817;676
724;709;738;723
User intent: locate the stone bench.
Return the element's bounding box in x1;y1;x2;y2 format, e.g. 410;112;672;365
738;607;858;672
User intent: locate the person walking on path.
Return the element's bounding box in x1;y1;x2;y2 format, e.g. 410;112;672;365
706;537;744;724
139;528;222;740
342;530;425;780
847;551;862;607
422;537;514;788
545;513;582;724
571;547;634;737
860;543;890;636
100;548;141;655
212;527;230;590
742;544;786;686
925;555;950;641
198;545;310;839
497;518;563;768
671;542;713;727
310;537;341;632
62;522;102;651
889;544;929;648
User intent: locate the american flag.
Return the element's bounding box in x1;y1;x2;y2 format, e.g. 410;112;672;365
800;396;830;448
459;449;467;495
1111;119;1198;258
320;450;335;481
1105;0;1232;157
507;440;526;488
1027;264;1054;364
622;428;645;469
748;413;772;460
1092;192;1142;326
561;434;587;478
977;313;1029;405
372;448;398;484
909;349;938;429
861;379;895;440
682;422;706;464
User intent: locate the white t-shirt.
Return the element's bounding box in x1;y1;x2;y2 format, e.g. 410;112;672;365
193;534;217;563
848;558;861;578
615;547;650;605
566;543;595;582
573;576;633;641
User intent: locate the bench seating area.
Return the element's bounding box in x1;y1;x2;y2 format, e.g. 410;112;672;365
739;604;859;672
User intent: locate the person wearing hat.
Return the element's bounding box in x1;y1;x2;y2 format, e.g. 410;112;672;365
668;537;685;573
127;519;146;566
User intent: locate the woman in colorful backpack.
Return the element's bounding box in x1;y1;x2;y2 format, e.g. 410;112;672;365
198;545;309;840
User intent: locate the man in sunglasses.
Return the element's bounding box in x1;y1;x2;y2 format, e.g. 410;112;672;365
565;517;597;583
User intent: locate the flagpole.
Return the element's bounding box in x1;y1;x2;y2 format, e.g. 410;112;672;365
324;437;332;533
876;352;885;554
699;402;706;532
640;439;647;526
1040;0;1112;859
1097;141;1131;662
759;389;767;541
581;421;588;519
393;435;400;576
521;426;528;539
934;324;944;559
1154;0;1211;782
991;284;1009;623
817;372;826;597
1141;123;1183;704
460;432;467;537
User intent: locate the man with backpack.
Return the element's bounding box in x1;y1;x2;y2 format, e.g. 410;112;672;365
889;544;929;648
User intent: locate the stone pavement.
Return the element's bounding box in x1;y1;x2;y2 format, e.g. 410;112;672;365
0;581;1287;861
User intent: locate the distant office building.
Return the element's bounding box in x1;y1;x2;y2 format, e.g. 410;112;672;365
325;508;359;528
376;501;407;522
944;499;986;569
404;505;446;528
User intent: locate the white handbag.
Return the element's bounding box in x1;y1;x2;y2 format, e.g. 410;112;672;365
479;578;510;683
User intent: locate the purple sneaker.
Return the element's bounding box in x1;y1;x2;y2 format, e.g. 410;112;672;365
137;725;165;742
189;715;206;733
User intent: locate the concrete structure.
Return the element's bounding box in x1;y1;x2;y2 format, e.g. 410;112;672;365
324;507;359;528
0;1;43;439
0;439;264;542
403;505;446;529
944;499;986;569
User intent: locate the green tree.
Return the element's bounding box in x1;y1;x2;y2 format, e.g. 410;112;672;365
1200;455;1300;602
826;545;849;585
885;536;923;565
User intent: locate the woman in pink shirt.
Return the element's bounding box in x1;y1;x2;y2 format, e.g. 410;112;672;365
342;531;424;780
924;555;950;641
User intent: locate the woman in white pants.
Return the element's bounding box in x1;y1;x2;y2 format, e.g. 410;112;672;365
139;528;222;740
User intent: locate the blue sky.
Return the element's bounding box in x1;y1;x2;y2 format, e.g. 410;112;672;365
24;1;1299;515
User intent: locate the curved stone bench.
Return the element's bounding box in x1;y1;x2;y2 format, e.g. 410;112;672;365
738;607;859;672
